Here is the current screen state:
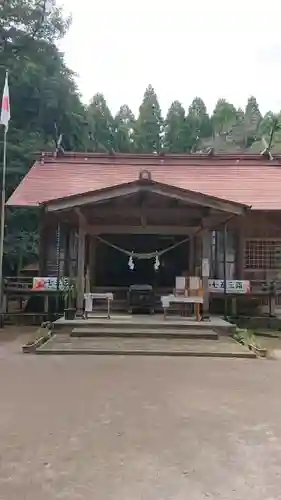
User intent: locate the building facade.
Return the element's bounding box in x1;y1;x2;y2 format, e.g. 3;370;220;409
7;152;281;314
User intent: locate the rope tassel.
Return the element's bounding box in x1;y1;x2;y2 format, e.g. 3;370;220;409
128;253;135;270
154;253;160;271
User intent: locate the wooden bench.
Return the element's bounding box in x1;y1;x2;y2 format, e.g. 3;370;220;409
84;293;114;319
161;294;204;321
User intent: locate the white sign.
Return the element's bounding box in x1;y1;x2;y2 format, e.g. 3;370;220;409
202;258;210;277
32;277;69;291
208;279;250;294
175;276;186;292
188;276;201;290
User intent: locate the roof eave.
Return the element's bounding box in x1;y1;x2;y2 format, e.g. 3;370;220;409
42;179;250;216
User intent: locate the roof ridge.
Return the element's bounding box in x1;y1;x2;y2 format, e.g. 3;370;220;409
36;151;281;162
35;151;281;167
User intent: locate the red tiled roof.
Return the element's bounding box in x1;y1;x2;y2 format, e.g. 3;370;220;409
6;152;281;210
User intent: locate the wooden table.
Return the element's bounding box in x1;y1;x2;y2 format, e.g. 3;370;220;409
84;293;114;319
161;294;203;321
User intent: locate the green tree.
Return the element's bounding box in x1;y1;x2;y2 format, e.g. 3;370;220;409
259;113;281;153
0;0;68;53
228;98;262;150
1;1;87;192
259;111;275;137
187;97;212;150
212;99;237;134
87;93;115;152
114;104;135;152
163;100;191;152
0;0;87;272
244;96;262;147
228;108;246;149
135;84;163;153
269;119;281;153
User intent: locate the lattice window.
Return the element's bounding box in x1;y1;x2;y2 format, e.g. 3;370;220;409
245;239;281;269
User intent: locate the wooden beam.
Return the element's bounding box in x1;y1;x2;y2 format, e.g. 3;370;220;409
83;207;207;220
46;184;141;212
202;214;231;229
76;223;85;313
74;207;88;227
150;185;248;215
140;199;147;227
45;182;249;216
86;225;200;235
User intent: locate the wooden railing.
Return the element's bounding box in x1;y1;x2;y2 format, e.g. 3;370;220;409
250;280;281;293
3;277;281;318
4;277;281;295
4;276;34;290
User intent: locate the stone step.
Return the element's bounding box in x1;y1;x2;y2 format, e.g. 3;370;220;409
37;334;256;358
71;327;218;340
55;316;234;334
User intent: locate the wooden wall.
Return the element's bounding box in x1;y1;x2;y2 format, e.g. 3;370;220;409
40;209;281;286
229;211;281;282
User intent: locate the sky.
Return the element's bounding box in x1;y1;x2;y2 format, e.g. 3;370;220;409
58;0;281;116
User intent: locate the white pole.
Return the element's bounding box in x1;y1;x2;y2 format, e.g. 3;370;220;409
0;126;7;324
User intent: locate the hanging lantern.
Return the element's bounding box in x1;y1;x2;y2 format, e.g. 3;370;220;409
128;253;135;270
154;252;160;271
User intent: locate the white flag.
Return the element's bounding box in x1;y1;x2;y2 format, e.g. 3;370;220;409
0;72;10;130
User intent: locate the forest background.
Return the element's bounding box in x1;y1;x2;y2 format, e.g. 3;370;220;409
1;0;280;271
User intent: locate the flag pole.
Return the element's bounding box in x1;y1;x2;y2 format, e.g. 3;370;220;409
0;70;10;327
0;125;7;326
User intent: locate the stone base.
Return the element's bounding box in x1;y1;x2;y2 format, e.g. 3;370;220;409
36;334;255;358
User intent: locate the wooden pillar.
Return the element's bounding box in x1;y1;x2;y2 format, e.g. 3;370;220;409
68;230;76;278
55;220;61;286
64;227;70;277
223;223;228;318
76;224;86;313
202;229;211;318
188;237;194;274
214;231;219;278
236;228;244;280
89;236;97;288
194;235;201;275
38;208;47;276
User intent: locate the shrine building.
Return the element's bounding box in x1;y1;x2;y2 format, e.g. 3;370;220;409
6;152;281;315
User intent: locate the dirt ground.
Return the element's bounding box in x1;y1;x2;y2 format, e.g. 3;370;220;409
1;327;281;499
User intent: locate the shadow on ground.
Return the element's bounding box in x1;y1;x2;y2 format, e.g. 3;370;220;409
0;326;38;345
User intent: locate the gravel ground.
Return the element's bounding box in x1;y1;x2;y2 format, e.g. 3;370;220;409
1;327;281;499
